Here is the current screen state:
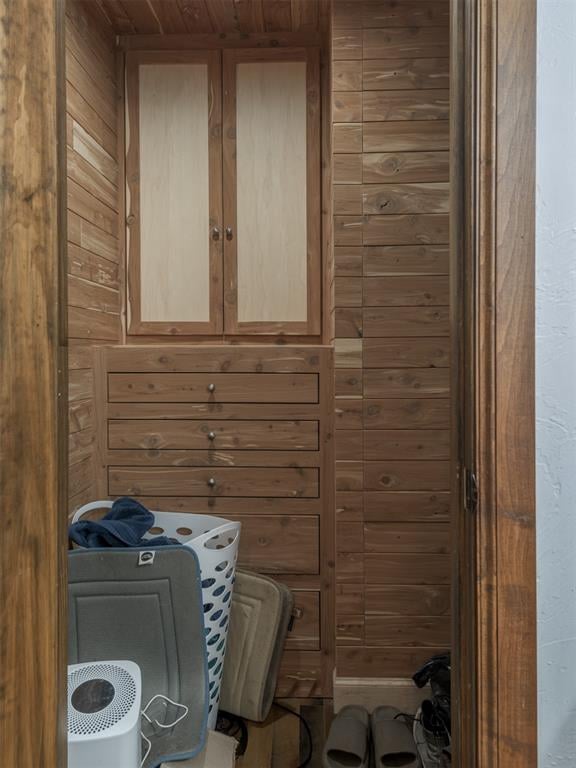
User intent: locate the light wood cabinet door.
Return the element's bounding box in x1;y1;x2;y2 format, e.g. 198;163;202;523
223;48;321;336
126;51;223;335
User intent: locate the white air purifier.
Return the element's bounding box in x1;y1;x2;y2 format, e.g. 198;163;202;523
68;660;142;768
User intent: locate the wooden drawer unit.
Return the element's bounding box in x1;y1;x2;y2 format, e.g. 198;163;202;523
94;345;335;697
108;419;320;451
108;372;319;403
108;466;320;498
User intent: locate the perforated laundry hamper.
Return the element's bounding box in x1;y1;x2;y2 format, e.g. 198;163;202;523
72;501;241;729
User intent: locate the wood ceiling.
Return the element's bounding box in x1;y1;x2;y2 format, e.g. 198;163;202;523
96;0;322;35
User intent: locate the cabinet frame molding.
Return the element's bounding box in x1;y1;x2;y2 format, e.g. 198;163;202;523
222;47;322;336
125;49;224;336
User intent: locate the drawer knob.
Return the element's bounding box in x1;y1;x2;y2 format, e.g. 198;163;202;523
207;383;216;393
208;431;216;441
207;477;216;488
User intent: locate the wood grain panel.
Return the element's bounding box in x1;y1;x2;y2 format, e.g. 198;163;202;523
108;419;319;451
363;27;449;59
334;123;363;153
365;585;451;616
363;57;450;90
363;399;450;429
363;244;449;275
335;399;363;429
363;368;450;398
108;373;319;403
363;121;450;152
104;345;322;372
335;277;363;306
108;402;320;420
233;515;320;574
365;616;450;647
108;466;320;497
337;646;447;678
363;182;450;215
335;246;363;276
277;651;325;698
337;585;365;617
336;614;365;645
332;0;452;680
333;91;362;122
334;154;363;184
336;491;364;521
363;338;450;369
363;213;450;246
364;522;450;553
365;553;451;585
285;591;321;650
363;89;449;122
333;60;363;90
1;2;67;762
364;461;450;491
333;29;363;59
128;495;322;517
363;151;449;183
364;430;450;460
337;521;364;552
364;491;451;523
334;184;364;214
106;448;321;468
363;307;450;336
361;1;450;29
336;308;363;338
335;338;363;368
363;275;450;306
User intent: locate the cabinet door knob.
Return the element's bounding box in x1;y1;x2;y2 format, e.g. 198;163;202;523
207;477;216;488
208;431;216;441
211;226;221;241
225;226;234;241
207;383;216;393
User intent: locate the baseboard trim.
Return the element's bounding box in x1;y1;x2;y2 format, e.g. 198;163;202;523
333;675;428;715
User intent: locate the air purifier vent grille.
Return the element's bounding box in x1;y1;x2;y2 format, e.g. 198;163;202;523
68;662;137;735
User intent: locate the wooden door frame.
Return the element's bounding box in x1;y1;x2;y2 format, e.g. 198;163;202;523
451;1;537;767
0;0;68;766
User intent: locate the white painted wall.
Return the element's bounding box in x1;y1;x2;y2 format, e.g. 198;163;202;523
537;1;576;764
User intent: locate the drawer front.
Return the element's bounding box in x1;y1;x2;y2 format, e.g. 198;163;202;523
109;466;320;498
234;515;319;575
286;591;321;650
108;419;320;451
108;373;319;403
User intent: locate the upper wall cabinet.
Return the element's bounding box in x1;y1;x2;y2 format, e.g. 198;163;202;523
126;51;223;335
126;48;321;338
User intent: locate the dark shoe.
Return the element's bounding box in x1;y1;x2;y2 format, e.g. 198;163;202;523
413;701;450;768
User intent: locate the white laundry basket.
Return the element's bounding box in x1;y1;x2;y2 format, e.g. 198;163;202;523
71;501;241;729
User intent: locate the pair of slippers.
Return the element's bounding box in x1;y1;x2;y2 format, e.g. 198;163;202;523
323;705;419;767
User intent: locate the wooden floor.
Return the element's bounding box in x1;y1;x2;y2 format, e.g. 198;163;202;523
236;699;333;768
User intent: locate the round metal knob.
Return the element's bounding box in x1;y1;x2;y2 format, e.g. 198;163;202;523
208;431;216;441
211;226;221;241
207;383;216;393
207;477;216;488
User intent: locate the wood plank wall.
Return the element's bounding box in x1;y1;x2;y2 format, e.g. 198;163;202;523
332;0;451;677
66;1;121;509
